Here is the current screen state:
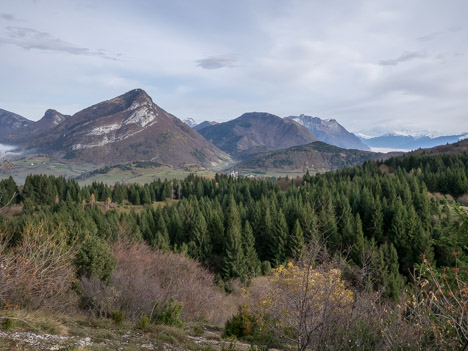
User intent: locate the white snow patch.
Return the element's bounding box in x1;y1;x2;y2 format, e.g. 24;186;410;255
356;133;373;139
87;123;121;136
72;123;156;150
458;134;468;141
124;107;157;127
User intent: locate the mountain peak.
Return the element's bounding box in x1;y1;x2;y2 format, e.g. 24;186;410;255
285;115;370;151
0;108;33;138
197;111;317;159
40;109;68;126
120;88;153;104
183;118;198;128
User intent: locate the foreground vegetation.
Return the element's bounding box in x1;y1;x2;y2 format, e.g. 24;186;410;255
0;152;467;350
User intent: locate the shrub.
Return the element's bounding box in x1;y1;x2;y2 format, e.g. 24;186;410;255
138;315;150;330
80;240;225;324
260;261;271;275
75;235;116;282
1;317;14;331
223;304;257;338
152;298;183;327
111;310;125;325
0;222;76;311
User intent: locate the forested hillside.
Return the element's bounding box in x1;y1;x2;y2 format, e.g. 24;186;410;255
1;152;467;350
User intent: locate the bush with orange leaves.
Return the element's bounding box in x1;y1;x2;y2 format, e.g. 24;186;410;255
80;240;227;325
0;222;76;311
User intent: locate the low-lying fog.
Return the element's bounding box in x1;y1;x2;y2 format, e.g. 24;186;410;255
0;144;20;158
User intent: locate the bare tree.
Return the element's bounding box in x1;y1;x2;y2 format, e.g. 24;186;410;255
0;222;77;311
258;237;356;351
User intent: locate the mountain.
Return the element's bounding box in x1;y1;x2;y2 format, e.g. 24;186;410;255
410;138;468;156
358;132;468;151
20;89;231;168
194;121;218;131
233;141;395;174
285;115;370;151
197;112;318;159
183;118;198;128
0;109;33;139
5;109;70;144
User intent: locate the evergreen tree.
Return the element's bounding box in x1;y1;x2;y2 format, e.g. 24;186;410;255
222;196;245;279
288;219;305;258
242;220;260;277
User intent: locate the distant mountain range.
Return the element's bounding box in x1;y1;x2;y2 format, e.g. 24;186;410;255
285;115;370;151
358;132;468;151
2;88;465;180
197;112;318;159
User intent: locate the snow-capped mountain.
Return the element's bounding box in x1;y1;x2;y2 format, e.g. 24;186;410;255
286;115;370;151
356;128;446;139
357;129;468;151
183;118;198;128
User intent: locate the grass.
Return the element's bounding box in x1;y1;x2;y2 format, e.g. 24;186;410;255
1;155;95;184
77;165;216;185
1;154;218;186
0;309;252;351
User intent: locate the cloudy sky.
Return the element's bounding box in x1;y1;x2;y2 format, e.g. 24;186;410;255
0;0;467;135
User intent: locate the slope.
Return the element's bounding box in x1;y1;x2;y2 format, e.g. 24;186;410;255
286;114;370;151
198;112;317;159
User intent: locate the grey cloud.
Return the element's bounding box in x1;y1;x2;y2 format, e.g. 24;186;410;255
448;26;462;32
0;13;17;21
0;26;116;59
379;51;428;66
417;32;441;42
196;54;237;69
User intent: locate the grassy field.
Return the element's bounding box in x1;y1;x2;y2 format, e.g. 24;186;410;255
78;165;216;186
1;155;95;184
1;155;219;185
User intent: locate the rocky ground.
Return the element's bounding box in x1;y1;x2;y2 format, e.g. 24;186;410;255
0;318;255;351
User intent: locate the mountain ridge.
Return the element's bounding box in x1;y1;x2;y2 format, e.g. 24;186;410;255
285;114;370;151
0;109;34;139
197;112;318;159
231;141;396;175
4;89;231;168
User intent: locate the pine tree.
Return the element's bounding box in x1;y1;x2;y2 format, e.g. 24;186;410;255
288;219;305;258
222;196;245;279
242;220;260;277
271;209;288;266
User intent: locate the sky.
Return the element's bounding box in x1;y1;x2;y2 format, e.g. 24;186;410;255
0;0;467;135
